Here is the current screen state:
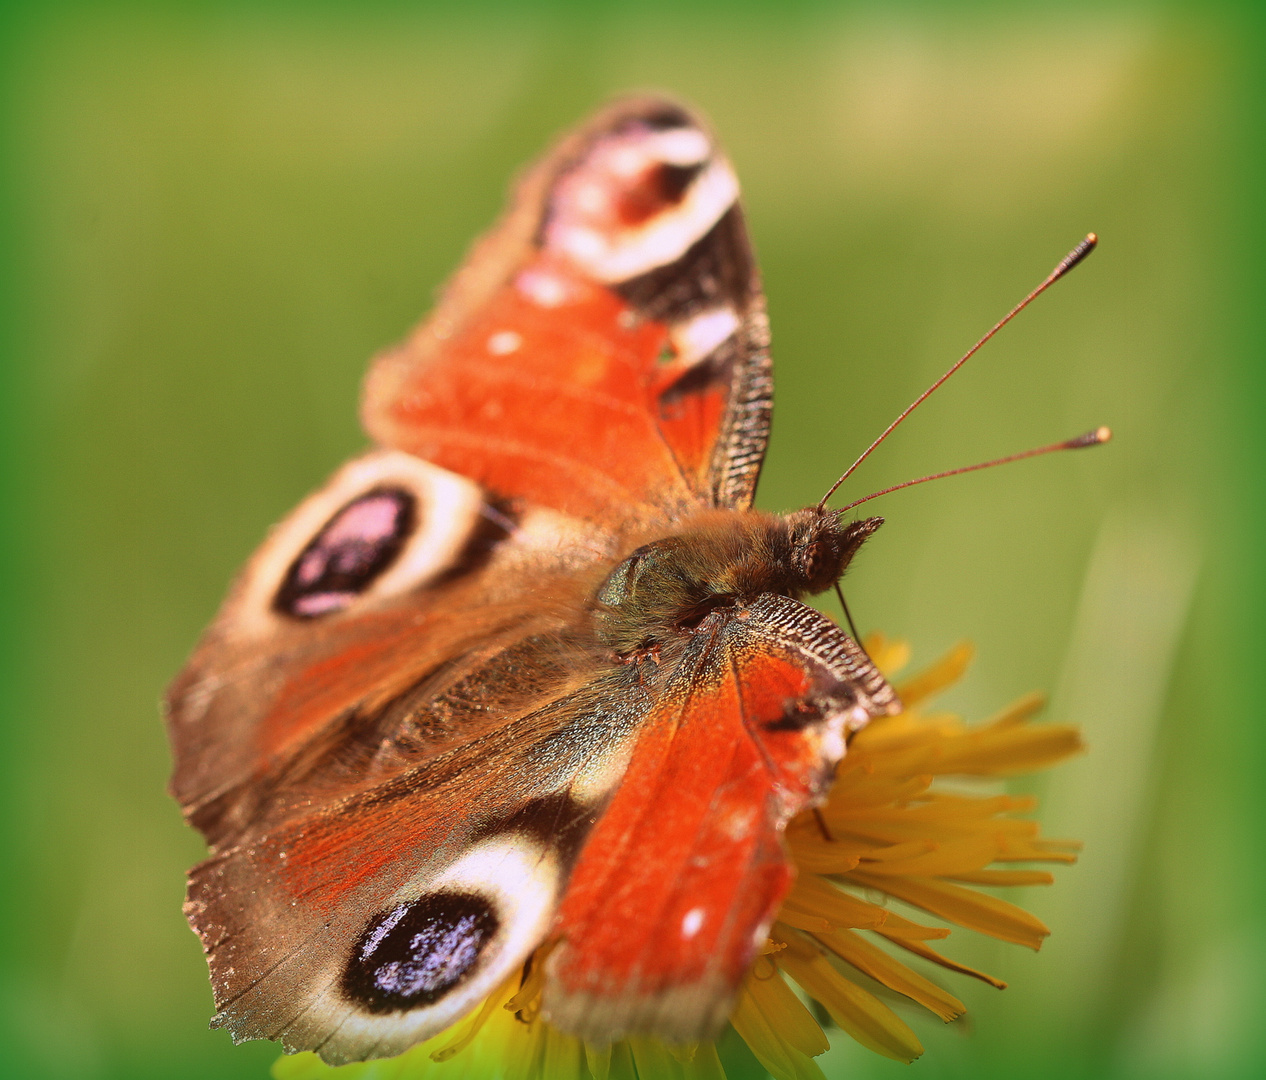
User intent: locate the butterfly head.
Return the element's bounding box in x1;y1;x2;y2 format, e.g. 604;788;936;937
783;508;883;596
593;510;882;657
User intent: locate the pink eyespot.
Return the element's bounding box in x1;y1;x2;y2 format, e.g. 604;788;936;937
274;489;416;618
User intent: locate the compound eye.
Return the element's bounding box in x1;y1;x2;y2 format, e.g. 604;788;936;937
801;541;824;585
274;489;416;618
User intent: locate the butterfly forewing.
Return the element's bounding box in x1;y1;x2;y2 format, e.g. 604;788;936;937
361;97;772;524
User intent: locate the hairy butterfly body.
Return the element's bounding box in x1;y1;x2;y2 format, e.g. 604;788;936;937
167;96;898;1063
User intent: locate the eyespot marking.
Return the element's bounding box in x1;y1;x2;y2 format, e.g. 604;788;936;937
274;489;415;619
276;834;563;1061
544;121;739;284
342;892;498;1013
227;451;487;638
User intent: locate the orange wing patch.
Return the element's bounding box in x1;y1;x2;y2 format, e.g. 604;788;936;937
543;614;853;1043
370;258;710;523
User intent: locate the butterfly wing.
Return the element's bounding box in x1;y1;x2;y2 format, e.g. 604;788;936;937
545;595;898;1042
362;96;772;524
184;645;657;1063
166;448;612;848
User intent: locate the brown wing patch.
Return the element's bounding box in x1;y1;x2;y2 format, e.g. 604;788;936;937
165;447;612;849
185;663;651;1066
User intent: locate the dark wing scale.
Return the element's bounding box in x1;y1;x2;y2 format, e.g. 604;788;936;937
613;202;773;509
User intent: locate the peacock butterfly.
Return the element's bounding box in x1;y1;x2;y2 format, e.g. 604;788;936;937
168;95;952;1064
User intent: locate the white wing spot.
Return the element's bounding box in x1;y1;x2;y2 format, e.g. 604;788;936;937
681;907;705;940
544;124;739;284
515;268;576;308
670;307;739;366
487;330;522;356
650;128;711;165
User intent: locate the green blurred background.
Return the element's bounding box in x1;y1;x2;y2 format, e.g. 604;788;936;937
1;3;1262;1079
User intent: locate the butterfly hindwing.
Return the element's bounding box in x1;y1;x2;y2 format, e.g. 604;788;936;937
185;659;653;1063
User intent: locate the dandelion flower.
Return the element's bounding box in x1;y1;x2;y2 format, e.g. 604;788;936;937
273;637;1082;1080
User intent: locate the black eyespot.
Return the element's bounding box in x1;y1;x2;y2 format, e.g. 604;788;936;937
655;161;703;204
636;106;693;132
764;698;825;733
274;488;415;618
342;892;499;1014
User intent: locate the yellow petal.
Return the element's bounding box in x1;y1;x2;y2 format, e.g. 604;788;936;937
604;1043;639;1080
681;1041;727;1080
847;871;1050;949
934;723;1084;775
993;836;1079;863
830;813;1035;845
781;876;888;930
777;935;923;1063
887;793;1038;820
628;1039;688;1079
862;632;910;676
880;933;1008;989
983;690;1046;728
854;839;937;863
775;907;834;933
872;911;952;941
949;868;1055;886
504;940;556;1019
431;973;517;1062
819;773;933;810
782;834;864;874
892;641;974;707
729;981;828;1080
585;1042;613;1080
539;1024;586;1080
740;965;831;1057
513;1028;551;1080
856;835;1001;878
814;928;966;1022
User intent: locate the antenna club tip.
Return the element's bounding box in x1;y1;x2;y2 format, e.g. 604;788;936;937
1054;233;1099;278
1069;426;1112;448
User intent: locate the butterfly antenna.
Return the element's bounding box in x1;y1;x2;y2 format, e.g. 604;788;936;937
833;581;863;643
817;233;1098;512
836;426;1111;515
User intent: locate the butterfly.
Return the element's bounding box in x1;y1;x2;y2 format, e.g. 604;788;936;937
165;95;902;1065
